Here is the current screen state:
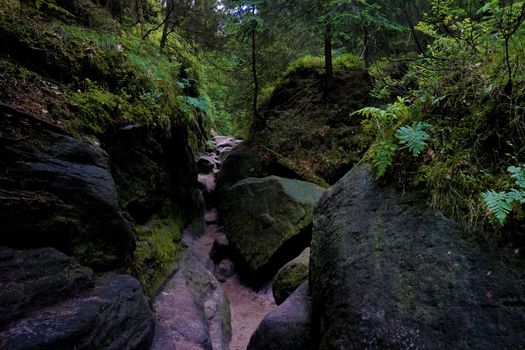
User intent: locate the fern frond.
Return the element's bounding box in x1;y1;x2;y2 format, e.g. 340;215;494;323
481;190;512;226
351;106;385;118
395;121;431;156
508;165;525;189
372;139;397;179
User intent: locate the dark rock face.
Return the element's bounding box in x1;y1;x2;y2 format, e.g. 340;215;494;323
310;165;525;350
197;155;217;175
0;104;134;269
215;148;262;197
221;176;324;280
0;247;154;350
152;231;231;350
103;123;202;226
248;282;312;350
216;147;309;198
272;248;310;305
0;247;93;328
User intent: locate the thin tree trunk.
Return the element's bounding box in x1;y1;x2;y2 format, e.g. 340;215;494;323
324;19;333;97
160;0;175;50
251;19;259;122
136;0;145;37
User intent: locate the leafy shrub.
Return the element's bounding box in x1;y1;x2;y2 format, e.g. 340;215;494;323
333;53;365;71
354;98;432;179
286;53;364;75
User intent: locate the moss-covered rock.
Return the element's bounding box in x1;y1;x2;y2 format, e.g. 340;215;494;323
0;104;134;270
221;176;324;281
131;213;183;297
310;165;525;349
247;68;374;185
272;247;310;305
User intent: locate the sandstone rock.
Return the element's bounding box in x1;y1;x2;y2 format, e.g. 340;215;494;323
221;176;324;279
197;155;218;175
310;165;525;349
0;104;134;269
0;272;154;350
0;247;93;328
216;259;235;282
272;248;310;305
248;282;311;350
216;148;262;196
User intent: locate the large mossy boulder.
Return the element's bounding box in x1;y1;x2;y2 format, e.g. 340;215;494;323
310;165;525;349
248;282;312;350
0;247;154;350
0;104;134;270
221;176;324;279
272;248;310;305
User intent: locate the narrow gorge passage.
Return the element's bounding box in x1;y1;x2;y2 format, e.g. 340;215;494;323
198;209;276;350
197;136;277;350
153;135;276;350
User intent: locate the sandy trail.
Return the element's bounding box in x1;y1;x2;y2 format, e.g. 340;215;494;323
196;209;276;350
222;276;275;350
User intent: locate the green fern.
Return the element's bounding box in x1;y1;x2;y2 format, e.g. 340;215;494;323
395;121;431;156
508;165;525;189
482;165;525;226
372;139;398;179
482;190;513;226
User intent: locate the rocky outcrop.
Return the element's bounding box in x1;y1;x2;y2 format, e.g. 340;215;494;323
310;165;525;349
221;176;324;280
216;146;310;197
248;69;373;185
0;104;134;270
152;230;231;350
215;148;262;196
272;248;310;305
103;123;203;226
0;247;154;350
0;247;93;328
248;282;312;350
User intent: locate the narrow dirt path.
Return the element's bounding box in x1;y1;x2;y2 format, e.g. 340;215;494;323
194;135;277;349
195;208;276;350
221;277;275;350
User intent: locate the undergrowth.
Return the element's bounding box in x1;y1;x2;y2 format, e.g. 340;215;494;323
360;1;525;245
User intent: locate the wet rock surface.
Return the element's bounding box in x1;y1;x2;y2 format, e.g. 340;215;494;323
248;282;312;350
0;248;154;350
310;165;525;349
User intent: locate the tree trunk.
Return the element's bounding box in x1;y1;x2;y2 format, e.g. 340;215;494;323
324;19;334;97
160;0;175;50
251;19;260;123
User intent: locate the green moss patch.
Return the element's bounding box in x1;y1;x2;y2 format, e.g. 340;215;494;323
131;213;184;297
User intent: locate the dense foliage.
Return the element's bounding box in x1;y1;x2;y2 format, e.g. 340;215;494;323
3;0;525;244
